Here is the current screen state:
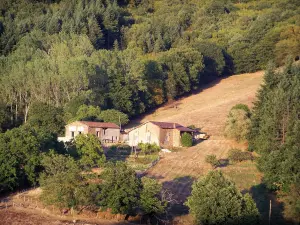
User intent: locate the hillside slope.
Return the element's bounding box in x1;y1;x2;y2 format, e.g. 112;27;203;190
135;70;264;137
132;71;264;182
133;71;285;224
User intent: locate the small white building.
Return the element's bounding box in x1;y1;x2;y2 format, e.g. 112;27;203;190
58;121;120;143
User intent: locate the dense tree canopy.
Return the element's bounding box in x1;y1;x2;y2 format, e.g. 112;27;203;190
27;101;65;135
0;127;59;192
248;62;300;222
0;0;298;130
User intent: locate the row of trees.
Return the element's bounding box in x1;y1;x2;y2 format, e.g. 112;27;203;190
0;30;205;130
224;62;300;223
220;60;300;224
248;62;300;222
1;0;299;132
0;130;105;193
40;154;167;216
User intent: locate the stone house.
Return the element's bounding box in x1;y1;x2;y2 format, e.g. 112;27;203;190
58;121;120;143
127;121;195;148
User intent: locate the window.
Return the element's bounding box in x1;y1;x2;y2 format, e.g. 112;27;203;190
71;131;75;137
78;131;82;135
103;129;106;135
96;131;100;137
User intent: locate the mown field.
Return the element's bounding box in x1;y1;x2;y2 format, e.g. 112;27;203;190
132;70;290;224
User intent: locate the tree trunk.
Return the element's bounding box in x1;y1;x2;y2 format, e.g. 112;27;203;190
24;104;30;124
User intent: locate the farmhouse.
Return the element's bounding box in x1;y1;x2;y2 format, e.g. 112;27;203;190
128;121;196;148
58;121;120;143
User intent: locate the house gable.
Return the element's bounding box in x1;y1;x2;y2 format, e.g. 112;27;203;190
128;121;196;147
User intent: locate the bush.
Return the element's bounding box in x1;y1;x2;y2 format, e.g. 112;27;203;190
181;132;193;147
106;144;131;157
187;124;197;130
97;162;141;214
40;152;98;209
205;154;220;168
138;143;160;155
74;134;106;168
225;104;251;142
186;170;260;225
135;156;154;165
228;148;253;163
231;104;251;116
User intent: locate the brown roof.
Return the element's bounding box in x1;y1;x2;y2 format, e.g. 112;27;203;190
80;121;119;129
150;121;195;132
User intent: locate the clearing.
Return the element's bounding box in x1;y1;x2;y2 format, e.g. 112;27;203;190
138;71;264;182
132;71;290;224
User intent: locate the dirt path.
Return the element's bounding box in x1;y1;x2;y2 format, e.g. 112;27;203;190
0;208;125;225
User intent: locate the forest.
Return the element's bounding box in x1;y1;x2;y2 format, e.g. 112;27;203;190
0;0;299;130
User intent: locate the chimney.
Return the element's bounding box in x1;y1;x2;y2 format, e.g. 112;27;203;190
173;123;176;129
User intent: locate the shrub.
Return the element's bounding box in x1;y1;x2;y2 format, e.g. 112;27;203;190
97;162;141;214
228;148;253;163
231;104;251;117
40;152;97;209
205;154;220;168
138;143;160;155
181;132;193;147
74;134;106;168
225;104;251;142
186;170;260;225
187;124;197;130
135;156;153;165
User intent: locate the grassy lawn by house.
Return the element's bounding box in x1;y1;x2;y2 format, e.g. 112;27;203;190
105;144;160;172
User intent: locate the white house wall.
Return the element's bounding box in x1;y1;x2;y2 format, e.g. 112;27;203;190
128;122;160;146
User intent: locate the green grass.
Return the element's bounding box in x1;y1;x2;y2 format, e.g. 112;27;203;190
222;161;262;191
106;145;160;172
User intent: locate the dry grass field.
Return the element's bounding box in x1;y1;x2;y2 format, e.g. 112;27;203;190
138;71;265;185
130;71;290;224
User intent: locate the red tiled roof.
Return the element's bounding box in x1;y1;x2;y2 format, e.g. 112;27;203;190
150;121;195;132
80;121;119;129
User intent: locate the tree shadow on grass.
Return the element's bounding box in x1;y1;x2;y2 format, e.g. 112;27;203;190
248;183;295;225
162;176;195;217
218;158;230;168
105;145;132;162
